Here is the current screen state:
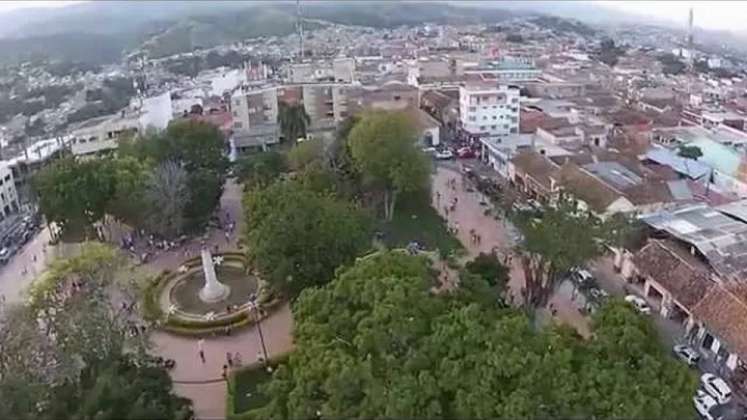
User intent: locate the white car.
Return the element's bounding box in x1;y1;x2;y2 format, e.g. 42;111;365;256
435;150;454;160
624;295;651;315
693;389;721;420
673;344;701;366
701;373;732;405
570;267;594;285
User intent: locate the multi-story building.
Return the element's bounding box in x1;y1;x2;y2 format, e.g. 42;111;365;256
0;162;20;220
459;83;520;138
231;84;281;152
69;112;140;157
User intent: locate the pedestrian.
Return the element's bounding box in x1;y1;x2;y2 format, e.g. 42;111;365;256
225;231;230;243
234;352;242;366
198;338;206;363
222;364;228;380
32;254;37;262
226;352;233;367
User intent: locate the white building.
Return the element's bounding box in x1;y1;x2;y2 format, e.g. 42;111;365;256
0;162;19;220
70;112;139;157
459;84;520;138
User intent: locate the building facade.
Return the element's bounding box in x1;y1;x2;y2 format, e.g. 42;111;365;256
459;84;520;138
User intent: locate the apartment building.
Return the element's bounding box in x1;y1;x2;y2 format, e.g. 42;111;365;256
459;83;520;138
0;163;19;220
70;112;140;157
231;84;280;152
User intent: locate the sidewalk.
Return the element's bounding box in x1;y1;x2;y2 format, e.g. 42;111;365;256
431;164;591;337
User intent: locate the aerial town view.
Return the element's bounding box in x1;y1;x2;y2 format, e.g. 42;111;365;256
2;0;747;419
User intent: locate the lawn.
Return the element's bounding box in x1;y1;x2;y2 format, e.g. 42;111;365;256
378;192;462;255
231;365;274;414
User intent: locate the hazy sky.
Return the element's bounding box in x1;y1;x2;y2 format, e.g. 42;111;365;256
597;1;746;31
0;1;745;32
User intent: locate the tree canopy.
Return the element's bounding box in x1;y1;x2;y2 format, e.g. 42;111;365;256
513;197;616;308
277;102;310;143
347;111;430;220
678;144;704;160
235;151;288;189
0;243;192;420
249;251;696;419
32;157;116;235
243;180;372;297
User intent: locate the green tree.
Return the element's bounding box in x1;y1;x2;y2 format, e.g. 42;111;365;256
32;157;115;236
287;138;324;171
678;144;704;160
243;181;371;297
277;102;310;143
120;120;228;232
251;251;696;419
235;151;288;189
107;156;151;225
0;243;193;420
513;197;607;308
464;252;509;289
348;111;430;220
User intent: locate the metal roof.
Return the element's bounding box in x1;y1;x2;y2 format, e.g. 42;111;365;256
640;204;747;282
582;161;642;190
644;147;711;180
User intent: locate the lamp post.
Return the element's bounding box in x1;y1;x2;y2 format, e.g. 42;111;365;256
248;293;269;367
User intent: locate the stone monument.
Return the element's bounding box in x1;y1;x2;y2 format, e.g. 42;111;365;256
198;248;230;303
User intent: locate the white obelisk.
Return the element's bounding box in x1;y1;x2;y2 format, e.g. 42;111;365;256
198;248;230;303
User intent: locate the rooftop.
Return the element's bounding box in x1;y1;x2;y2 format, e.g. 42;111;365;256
640;204;747;282
633;239;713;308
692;284;747;359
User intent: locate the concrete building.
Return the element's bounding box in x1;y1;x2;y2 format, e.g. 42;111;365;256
333;58;356;83
462;57;542;82
0;162;19;221
70;112;139;157
459;83;520;138
231;84;280;152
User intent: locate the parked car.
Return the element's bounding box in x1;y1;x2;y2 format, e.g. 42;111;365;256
0;247;10;264
570;267;595;286
624;295;652;315
701;373;732;405
456;146;476;159
435;150;454;160
588;287;609;302
673;344;701;366
422;147;437;154
693;389;722;420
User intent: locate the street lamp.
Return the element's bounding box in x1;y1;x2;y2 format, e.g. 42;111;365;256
248;293;269;368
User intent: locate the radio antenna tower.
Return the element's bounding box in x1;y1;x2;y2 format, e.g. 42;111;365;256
686;7;695;94
296;0;304;60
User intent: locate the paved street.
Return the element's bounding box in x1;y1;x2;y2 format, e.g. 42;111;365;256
431;163;591;337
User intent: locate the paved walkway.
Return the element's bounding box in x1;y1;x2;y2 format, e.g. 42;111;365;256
432;164;591;337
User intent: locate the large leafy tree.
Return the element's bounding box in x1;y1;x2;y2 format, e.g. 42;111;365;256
122;120;229;231
348;111;430;220
0;243;192;420
287;138;324;172
106;156;151;225
250;251;696;419
513;197;609;308
32;157;116;236
235;151;288;189
277;102;310;143
243;181;371;297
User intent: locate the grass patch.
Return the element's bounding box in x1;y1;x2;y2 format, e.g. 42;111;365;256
232;367;274;414
378;192;462;255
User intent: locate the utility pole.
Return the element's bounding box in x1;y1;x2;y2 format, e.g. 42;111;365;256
296;0;304;60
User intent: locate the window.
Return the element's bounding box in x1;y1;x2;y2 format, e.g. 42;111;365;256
394;95;401;101
468;116;476;122
491;125;497;129
469;106;476;112
492;115;497;120
233;122;242;129
503;124;509;129
492;105;497;109
512;98;519;104
480;125;486;131
482;116;487;120
232;110;238;117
